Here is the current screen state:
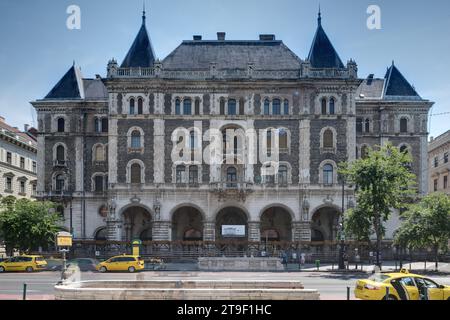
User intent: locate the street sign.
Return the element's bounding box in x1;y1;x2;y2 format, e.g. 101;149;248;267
56;231;73;247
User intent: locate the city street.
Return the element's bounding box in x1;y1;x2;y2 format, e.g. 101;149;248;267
1;269;449;300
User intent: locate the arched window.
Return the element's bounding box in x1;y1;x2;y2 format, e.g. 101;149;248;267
130;163;142;184
129;98;135;115
239;98;245;115
228;99;236;115
365;119;370;133
94;145;104;162
272;99;281;115
194;99;200;115
400;145;409;154
95;228;108;241
356;118;363;133
226;167;237;187
56;145;65;162
279;129;288;151
323;164;334;185
175;99;181;115
323;129;334;149
137;98;143;115
183;98;192;115
131;130;141;148
57;118;65;132
400;118;408;133
361;145;369;159
176;165;185;184
278;165;288;186
190;131;196;150
55;174;65;191
220;98;225;115
189;165;198;184
264;99;270;115
321;98;327;115
283;99;289;115
329;98;335;115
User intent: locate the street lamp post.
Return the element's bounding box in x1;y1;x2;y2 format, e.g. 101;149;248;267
338;176;346;270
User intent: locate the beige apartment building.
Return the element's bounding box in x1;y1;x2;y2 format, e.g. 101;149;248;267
429;130;450;195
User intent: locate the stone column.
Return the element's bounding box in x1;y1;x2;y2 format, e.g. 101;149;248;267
152;221;171;241
36;135;45;193
203;221;215;241
153;119;165;183
299;119;310;184
247;221;260;242
75;136;84;191
108;118;118;184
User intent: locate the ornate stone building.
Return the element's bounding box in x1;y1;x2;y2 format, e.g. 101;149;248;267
31;11;432;245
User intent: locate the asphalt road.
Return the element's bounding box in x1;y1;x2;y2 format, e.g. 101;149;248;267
1;271;449;300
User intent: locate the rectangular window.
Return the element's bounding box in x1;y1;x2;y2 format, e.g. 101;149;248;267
6;177;12;191
176;166;185;184
434;157;439;168
434;179;438;192
94;176;104;192
444;152;449;164
20;181;25;194
189;166;198;185
20;157;25;169
444;176;448;189
6;152;11;164
101;118;109;133
32;184;37;196
32;161;37;173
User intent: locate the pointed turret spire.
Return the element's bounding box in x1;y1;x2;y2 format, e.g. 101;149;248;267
120;8;156;68
142;1;146;25
45;64;85;99
307;9;344;69
383;63;420;98
318;5;322;26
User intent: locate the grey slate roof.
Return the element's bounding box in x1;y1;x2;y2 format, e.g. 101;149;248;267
162;40;302;70
120;15;156;68
307;14;344;69
384;64;420;98
83;79;108;100
45;65;84;99
356;64;423;102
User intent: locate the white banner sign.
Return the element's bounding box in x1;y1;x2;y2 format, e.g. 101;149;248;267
222;225;246;237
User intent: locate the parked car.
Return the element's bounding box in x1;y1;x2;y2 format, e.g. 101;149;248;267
96;255;145;273
0;255;47;272
67;258;99;272
355;268;450;300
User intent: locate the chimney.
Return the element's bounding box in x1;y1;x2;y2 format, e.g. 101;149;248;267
259;34;275;41
0;116;4;123
193;35;202;41
217;32;226;41
24;124;30;132
95;74;101;79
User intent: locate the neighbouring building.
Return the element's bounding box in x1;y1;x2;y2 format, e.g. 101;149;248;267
429;130;450;195
31;10;432;250
0;117;38;199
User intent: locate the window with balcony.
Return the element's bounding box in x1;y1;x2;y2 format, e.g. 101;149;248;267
55;174;65;191
226;167;237;188
131;130;141;149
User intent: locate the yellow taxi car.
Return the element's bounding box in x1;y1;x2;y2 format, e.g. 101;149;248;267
0;255;47;273
96;255;145;273
355;268;450;300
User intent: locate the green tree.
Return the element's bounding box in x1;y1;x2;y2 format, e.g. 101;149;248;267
395;193;450;271
339;143;417;267
0;197;61;254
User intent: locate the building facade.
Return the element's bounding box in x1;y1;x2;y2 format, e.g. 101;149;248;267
0;117;37;200
31;11;432;245
429;130;450;195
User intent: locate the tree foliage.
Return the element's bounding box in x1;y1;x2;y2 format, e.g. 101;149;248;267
339;143;417;265
395;193;450;256
0;197;61;254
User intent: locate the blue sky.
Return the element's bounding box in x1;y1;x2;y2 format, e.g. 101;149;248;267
0;0;449;137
